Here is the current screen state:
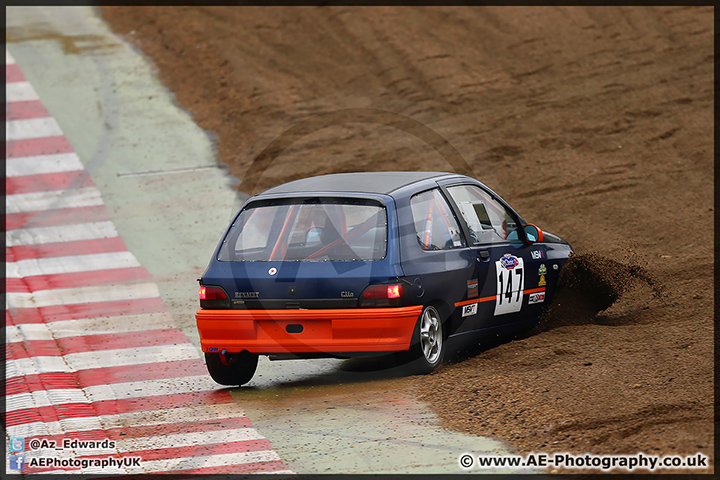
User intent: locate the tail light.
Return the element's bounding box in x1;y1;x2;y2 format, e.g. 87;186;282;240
199;285;228;300
359;283;406;307
199;285;230;308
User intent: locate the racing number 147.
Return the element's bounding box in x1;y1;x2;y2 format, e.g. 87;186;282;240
494;257;525;316
498;268;523;305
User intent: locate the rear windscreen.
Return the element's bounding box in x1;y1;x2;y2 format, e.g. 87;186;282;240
218;199;387;262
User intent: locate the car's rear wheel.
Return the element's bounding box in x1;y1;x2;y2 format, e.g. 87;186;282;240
400;305;445;374
205;351;258;386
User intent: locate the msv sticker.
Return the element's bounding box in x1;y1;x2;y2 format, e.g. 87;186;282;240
495;254;524;316
531;250;545;260
462;303;478;317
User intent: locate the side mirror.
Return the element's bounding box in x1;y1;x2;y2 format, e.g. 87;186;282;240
523;224;544;244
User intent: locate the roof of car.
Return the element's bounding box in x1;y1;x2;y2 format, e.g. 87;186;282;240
259;171;463;196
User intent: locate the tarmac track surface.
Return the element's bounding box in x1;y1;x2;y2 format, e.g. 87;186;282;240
5;49;292;475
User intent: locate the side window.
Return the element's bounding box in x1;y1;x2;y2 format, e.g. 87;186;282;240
410;189;465;251
446;185;521;245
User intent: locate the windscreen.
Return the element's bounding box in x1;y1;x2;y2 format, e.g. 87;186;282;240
218;199;388;262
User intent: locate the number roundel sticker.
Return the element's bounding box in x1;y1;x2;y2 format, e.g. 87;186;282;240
494;253;524;316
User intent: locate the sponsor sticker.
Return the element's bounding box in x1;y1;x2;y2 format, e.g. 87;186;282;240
268;267;278;276
538;275;547;287
529;292;546;304
467;279;479;298
462;303;478;317
500;253;519;269
538;264;547;275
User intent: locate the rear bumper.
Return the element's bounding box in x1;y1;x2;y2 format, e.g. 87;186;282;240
195;305;423;354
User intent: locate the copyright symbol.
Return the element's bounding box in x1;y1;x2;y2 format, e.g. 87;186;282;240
460;454;474;468
30;439;41;450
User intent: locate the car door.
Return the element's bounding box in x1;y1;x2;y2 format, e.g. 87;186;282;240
398;187;477;331
441;183;546;331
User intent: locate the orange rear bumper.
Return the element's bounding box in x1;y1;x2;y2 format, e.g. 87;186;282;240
195;305;423;354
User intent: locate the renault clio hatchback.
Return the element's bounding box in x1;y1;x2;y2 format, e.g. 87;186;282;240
196;172;573;385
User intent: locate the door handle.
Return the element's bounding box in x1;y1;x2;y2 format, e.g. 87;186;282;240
478;250;490;261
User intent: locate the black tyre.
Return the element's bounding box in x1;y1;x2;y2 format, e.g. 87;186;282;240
205;351;259;386
400;305;445;374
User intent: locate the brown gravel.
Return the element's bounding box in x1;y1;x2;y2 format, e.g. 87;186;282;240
99;6;714;473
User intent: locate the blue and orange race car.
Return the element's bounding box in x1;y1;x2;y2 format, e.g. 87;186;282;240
196;172;573;385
